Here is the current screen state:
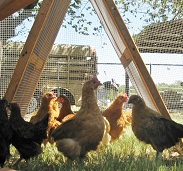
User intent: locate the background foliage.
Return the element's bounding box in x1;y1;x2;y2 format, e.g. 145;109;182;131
1;0;183;42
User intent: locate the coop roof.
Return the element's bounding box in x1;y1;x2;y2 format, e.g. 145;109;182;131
135;19;183;54
3;42;96;57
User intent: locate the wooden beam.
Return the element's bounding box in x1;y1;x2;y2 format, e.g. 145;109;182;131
0;0;37;21
4;0;71;116
90;0;171;119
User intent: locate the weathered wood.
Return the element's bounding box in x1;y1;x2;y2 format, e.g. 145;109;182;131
0;0;37;21
90;0;171;119
4;0;71;116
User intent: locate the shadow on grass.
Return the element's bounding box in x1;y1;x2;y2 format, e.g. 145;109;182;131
6;129;183;171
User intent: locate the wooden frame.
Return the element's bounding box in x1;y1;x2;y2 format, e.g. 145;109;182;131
0;0;38;21
4;0;71;116
2;0;170;118
90;0;170;119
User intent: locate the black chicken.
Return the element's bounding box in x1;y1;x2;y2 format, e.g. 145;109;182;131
9;102;49;165
0;99;13;167
128;95;183;158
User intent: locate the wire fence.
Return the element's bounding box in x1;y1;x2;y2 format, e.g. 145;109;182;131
0;8;183;115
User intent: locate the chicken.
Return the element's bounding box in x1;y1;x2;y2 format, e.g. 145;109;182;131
56;95;75;123
99;116;111;146
30;91;60;144
0;99;13;168
46;97;61;142
102;93;129;141
61;114;75;123
128;95;183;158
45;95;75;144
51;76;105;160
122;108;132;125
30;91;59;124
57;94;110;146
9;103;49;165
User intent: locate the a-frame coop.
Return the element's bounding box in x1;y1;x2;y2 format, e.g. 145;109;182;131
0;0;170;119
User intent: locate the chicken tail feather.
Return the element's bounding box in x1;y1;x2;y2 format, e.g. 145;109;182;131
56;138;81;160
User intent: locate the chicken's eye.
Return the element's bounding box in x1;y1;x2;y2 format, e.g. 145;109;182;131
93;81;96;84
46;94;52;98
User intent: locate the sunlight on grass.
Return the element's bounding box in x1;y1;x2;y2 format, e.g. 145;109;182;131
6;115;183;170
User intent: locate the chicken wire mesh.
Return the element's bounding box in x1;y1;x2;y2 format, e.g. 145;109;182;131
135;19;183;112
0;6;183;116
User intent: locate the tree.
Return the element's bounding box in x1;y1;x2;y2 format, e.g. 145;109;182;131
63;0;183;35
117;0;183;23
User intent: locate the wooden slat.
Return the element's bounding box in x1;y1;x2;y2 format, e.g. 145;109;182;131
90;0;171;119
0;0;37;21
4;0;54;101
4;0;71;116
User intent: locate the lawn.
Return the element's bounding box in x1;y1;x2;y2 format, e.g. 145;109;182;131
6;112;183;171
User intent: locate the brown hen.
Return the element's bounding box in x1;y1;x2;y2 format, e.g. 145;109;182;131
30;91;58;123
30;91;60;144
102;93;129;141
56;95;75;123
51;76;105;160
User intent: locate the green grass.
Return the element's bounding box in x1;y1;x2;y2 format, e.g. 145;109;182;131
5;112;183;171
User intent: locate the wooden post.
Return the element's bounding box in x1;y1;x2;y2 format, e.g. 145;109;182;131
4;0;71;116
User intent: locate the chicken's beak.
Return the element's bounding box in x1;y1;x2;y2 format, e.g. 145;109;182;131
98;81;102;86
124;93;129;102
125;97;129;102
